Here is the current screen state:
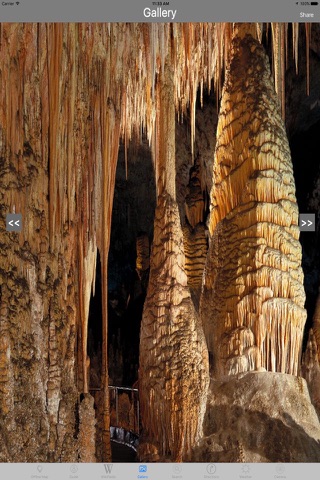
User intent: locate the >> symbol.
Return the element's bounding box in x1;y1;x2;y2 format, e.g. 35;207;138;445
299;213;315;232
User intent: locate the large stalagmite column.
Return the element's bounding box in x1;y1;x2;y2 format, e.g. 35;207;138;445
139;59;209;462
201;26;307;378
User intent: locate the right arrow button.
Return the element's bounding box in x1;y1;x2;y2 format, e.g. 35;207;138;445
299;213;315;232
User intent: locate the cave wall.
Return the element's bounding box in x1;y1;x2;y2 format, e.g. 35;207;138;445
0;23;121;462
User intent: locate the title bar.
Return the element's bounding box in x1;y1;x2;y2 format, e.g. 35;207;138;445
0;0;320;22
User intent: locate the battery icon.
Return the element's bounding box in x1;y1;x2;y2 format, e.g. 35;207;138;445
311;1;318;4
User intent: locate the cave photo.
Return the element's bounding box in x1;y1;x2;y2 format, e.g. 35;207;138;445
1;22;320;463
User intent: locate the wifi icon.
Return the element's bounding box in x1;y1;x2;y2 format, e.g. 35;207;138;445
16;1;20;4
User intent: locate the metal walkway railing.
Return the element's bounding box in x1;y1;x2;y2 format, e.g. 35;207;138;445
108;385;140;435
108;385;140;451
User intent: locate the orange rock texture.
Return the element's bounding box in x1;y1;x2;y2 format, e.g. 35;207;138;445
0;23;121;461
201;29;307;378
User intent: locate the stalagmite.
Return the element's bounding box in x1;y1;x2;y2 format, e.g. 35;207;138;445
139;58;209;461
136;233;150;292
183;224;208;309
302;329;320;415
139;195;209;461
78;394;96;462
312;289;320;360
183;158;208;308
302;289;320;414
185;159;206;228
201;25;307;378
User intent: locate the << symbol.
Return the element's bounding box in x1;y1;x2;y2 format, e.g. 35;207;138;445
6;213;22;232
8;220;20;227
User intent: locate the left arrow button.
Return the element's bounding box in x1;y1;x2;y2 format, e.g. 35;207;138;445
6;213;22;232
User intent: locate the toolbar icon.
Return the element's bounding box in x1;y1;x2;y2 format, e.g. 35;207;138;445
206;463;216;474
172;465;182;473
104;464;113;473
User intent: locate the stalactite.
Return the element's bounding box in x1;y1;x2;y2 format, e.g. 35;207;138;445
201;29;306;379
100;99;121;462
271;23;286;119
306;23;311;95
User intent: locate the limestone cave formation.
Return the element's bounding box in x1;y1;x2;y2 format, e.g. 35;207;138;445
1;22;320;463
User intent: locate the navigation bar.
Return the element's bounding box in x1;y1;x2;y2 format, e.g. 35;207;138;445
0;0;320;22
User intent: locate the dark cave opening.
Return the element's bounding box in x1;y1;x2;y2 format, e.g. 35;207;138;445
290;119;320;346
107;138;156;388
87;250;103;391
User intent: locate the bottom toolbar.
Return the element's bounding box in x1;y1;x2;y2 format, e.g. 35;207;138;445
0;462;318;480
